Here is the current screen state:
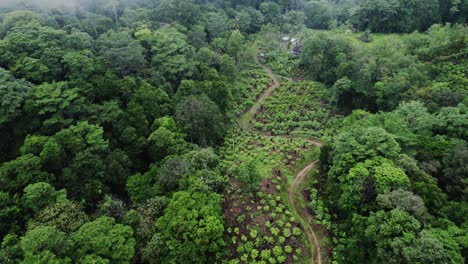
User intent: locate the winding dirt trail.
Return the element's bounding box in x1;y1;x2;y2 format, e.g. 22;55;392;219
239;60;323;264
289;161;322;264
239;63;280;130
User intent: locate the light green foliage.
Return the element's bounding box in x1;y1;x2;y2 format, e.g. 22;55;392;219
331;127;401;175
0;21;67;82
227;30;244;63
20;226;71;263
62;50;94;80
232;69;270;115
72;216;135;263
253;80;333;137
126;168;158;203
149;27;195;82
28;200;89;232
22;182;66;212
339;157;410;211
156;190;224;263
24;82;84;127
394;101;434;134
147;125;187;161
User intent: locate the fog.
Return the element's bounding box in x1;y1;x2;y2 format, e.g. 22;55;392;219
0;0;79;9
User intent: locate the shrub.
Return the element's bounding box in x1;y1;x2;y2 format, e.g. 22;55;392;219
277;220;284;227
250;229;258;239
273;246;283;256
237;215;245;224
251;249;259;259
277;255;286;263
265;235;275;244
293;227;301;236
261;249;271;260
278;236;286;244
241;254;248;262
270;227;280;237
237;244;245;253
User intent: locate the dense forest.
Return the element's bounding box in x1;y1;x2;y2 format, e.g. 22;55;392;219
0;0;466;263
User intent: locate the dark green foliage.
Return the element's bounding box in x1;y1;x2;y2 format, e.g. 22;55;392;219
0;68;31;124
175;95;226;146
97;30;146;75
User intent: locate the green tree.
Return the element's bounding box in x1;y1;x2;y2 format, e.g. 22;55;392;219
0;68;31;125
206;12;229;40
0;154;51;193
304;0;335;29
28;201;89;233
175;95;225;146
20;226;71;263
0;192;20;237
377;189;429;221
97;30;146;75
236;161;261;193
71;216;135;263
260;2;281;25
226;30;244;64
148;27;195;83
155;190;224;263
22;182;66;213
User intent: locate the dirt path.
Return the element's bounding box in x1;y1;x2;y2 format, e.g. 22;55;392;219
289;161;322;264
239;63;280;130
239;59;323;264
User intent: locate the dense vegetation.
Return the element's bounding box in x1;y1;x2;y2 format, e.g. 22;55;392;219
0;0;466;263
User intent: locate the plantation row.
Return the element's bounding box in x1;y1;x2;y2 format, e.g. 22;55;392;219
253;81;337;138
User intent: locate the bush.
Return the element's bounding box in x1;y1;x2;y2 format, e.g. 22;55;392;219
251;249;259;259
270;227;280;236
250;229;258;239
293;227;301;236
261;249;271;260
273;246;282;256
278;236;286;244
